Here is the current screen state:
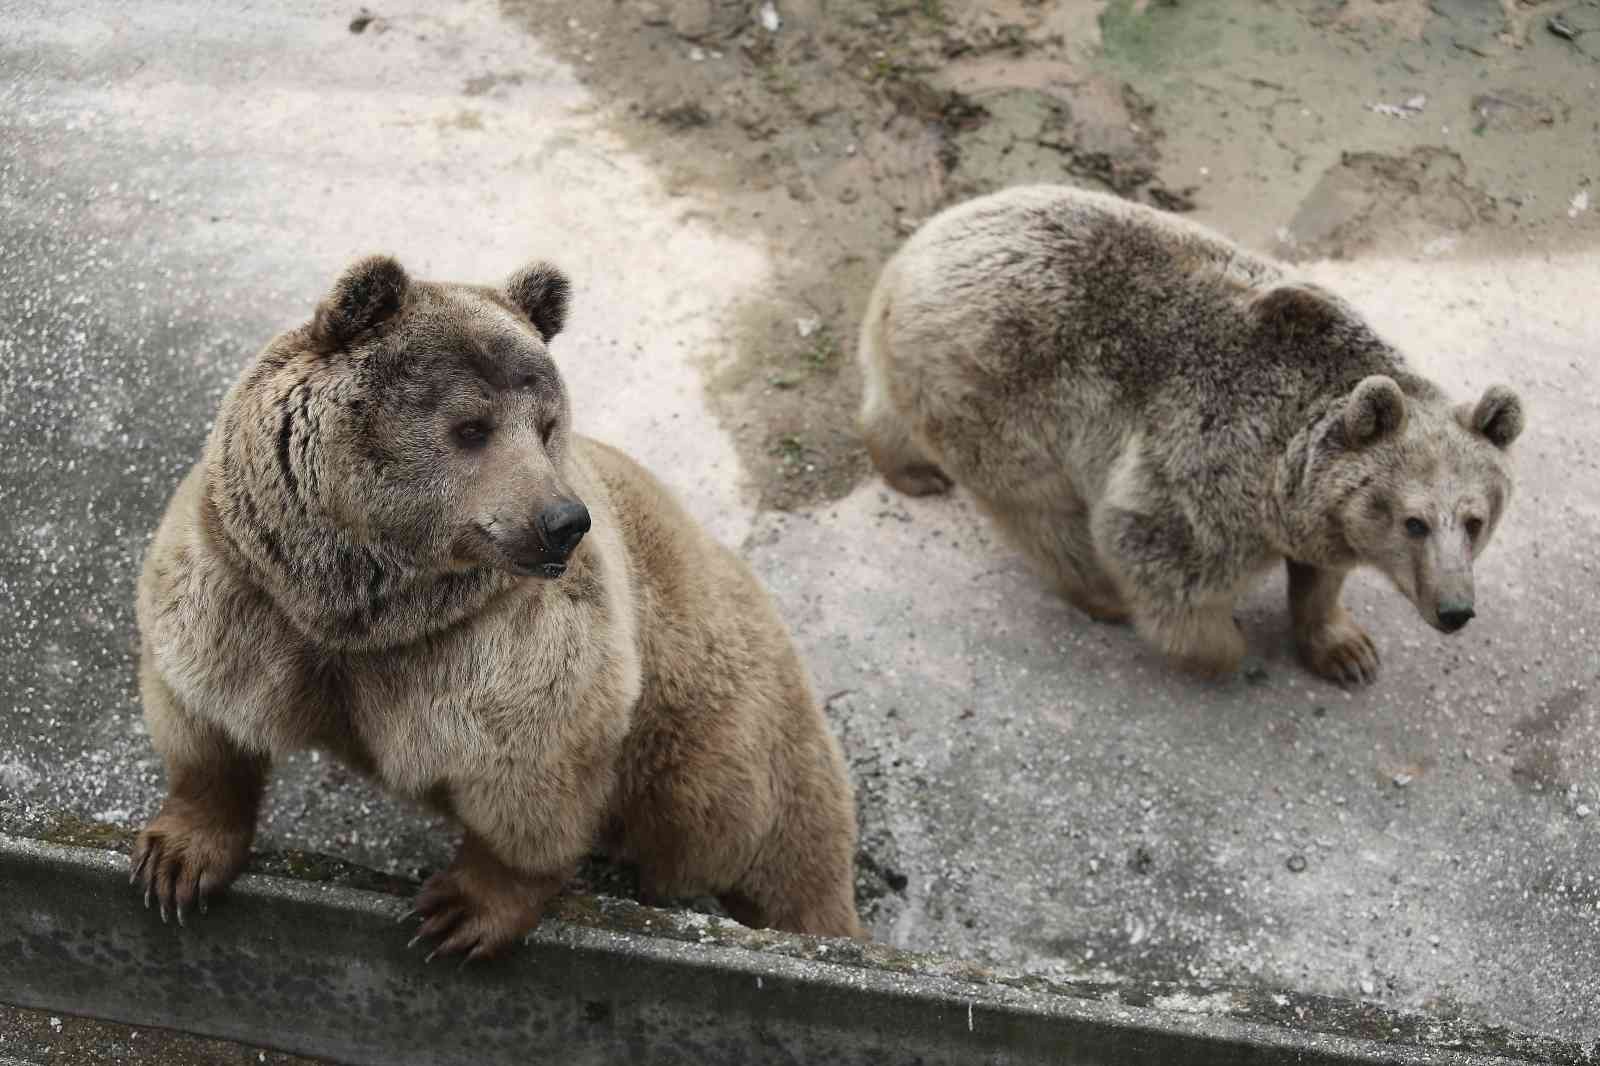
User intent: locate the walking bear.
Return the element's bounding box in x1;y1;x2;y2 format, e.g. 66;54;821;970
858;185;1524;683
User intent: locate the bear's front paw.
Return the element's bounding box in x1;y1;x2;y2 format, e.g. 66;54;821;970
1299;617;1380;685
130;808;253;926
407;864;558;962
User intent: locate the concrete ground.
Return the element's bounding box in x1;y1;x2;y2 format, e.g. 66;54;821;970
1;0;1597;1052
0;1003;323;1066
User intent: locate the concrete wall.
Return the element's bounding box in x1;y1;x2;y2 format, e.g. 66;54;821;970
1;834;1581;1066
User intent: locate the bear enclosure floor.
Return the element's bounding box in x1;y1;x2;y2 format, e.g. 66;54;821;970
0;1003;328;1066
2;0;1597;1050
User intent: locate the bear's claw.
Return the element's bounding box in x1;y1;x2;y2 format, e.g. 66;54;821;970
407;862;552;962
1300;620;1381;686
129;810;252;928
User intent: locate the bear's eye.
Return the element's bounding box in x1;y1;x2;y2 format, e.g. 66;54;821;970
454;420;492;449
1404;517;1430;538
1464;517;1483;539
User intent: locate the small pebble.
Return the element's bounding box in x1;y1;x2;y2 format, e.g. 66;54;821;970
1392;773;1412;788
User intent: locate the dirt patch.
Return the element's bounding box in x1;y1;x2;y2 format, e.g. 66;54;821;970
1083;0;1600;254
501;0;1598;510
500;0;1191;510
0;1003;326;1066
1279;146;1501;260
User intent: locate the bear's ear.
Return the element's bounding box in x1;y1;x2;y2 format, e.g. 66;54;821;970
1341;375;1408;448
1251;282;1345;342
1457;385;1524;449
505;261;570;341
310;255;409;353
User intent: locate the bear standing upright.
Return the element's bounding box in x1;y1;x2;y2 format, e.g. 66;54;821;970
133;256;862;956
858;185;1524;683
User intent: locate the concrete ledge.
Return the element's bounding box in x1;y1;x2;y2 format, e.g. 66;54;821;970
0;833;1584;1065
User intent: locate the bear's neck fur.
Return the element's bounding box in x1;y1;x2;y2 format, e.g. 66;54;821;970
201;467;521;652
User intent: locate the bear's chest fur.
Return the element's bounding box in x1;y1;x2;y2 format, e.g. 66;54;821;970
149;526;641;801
329;583;638;799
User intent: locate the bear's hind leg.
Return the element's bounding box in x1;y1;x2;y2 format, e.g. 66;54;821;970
1062;568;1132;625
856;279;952;497
976;491;1131;624
1134;598;1247;679
718;733;862;940
1092;468;1245;677
859;401;953;498
1037;521;1130;626
718;822;863;941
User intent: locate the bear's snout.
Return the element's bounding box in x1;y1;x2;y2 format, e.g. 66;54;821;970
485;498;589;578
1436;603;1475;633
539;500;591;558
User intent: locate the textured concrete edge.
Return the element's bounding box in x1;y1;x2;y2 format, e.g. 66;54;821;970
0;832;1586;1066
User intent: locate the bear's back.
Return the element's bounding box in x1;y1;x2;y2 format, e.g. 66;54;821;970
895;186;1306;408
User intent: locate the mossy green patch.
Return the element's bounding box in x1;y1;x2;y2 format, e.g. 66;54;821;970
41;811;136;851
1098;0;1223;76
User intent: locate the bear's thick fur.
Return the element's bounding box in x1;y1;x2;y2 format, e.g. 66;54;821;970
858;185;1524;683
133;256;862;956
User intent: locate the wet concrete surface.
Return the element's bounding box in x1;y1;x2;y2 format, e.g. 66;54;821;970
1;0;1597;1052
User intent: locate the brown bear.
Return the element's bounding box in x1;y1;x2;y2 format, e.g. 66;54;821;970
132;255;863;957
858;185;1524;684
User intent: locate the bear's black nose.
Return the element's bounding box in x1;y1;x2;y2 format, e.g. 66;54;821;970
539;500;590;557
1437;605;1475;633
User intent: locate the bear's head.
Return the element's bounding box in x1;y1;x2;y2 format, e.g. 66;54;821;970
1311;374;1524;634
209;255;588;648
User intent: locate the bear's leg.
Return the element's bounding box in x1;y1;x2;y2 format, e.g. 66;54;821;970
977;495;1131;623
1064;570;1133;625
857;270;953;497
631;761;862;938
131;667;268;925
716;781;864;940
1093;497;1242;674
1287;560;1380;684
618;680;861;938
857;341;951;497
1046;567;1131;624
408;831;569;961
1134;598;1248;679
414;771;610;959
859;406;953;497
626;710;861;938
